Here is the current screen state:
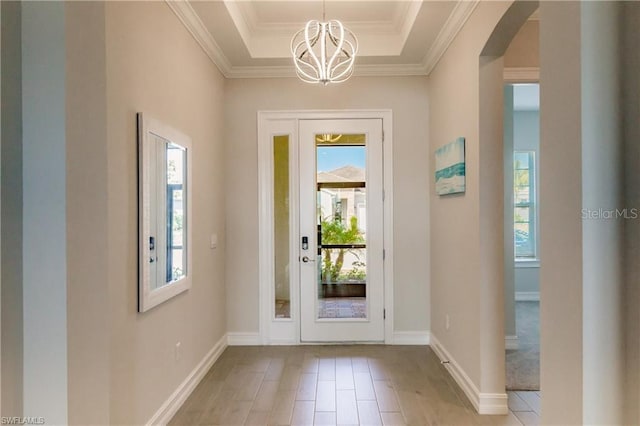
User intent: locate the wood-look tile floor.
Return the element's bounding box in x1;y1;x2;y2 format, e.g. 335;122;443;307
169;345;529;426
507;391;540;426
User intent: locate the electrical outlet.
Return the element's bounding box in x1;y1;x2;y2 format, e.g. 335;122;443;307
175;342;181;361
445;314;450;331
210;234;218;249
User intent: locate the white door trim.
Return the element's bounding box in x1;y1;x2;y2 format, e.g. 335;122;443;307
257;110;394;345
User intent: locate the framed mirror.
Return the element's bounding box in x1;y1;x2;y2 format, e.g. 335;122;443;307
137;113;192;312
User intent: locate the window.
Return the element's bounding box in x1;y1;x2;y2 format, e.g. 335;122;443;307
514;151;536;259
166;145;187;283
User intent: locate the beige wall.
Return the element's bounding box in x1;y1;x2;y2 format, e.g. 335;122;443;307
539;4;584;423
8;2;226;422
1;0;22;417
66;2;109;424
478;53;509;394
503;85;515;339
580;4;624;423
21;2;68;422
624;3;640;424
429;0;513;391
224;76;430;335
539;2;628;423
105;2;226;424
515;267;538;294
504;20;539;69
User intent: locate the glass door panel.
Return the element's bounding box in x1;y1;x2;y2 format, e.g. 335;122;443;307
315;136;367;319
273;135;291;318
299;119;384;342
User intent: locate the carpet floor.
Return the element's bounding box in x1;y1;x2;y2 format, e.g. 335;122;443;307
506;301;540;391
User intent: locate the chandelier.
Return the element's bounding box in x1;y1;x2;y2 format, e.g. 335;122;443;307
315;133;342;144
290;1;358;85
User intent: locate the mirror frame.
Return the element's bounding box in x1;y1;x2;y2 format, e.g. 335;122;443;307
137;112;193;312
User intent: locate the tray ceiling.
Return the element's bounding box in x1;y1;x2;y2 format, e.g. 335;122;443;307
167;0;481;78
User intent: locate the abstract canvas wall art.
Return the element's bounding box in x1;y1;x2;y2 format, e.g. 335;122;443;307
435;137;466;195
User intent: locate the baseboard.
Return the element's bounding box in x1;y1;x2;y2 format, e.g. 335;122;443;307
505;335;519;350
430;334;508;415
477;393;510;415
268;337;298;345
147;333;228;425
515;291;540;302
227;332;263;346
392;331;430;345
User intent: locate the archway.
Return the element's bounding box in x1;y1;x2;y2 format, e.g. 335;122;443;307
476;0;538;409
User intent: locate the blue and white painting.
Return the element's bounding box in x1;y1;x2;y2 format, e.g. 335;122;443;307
435;137;466;195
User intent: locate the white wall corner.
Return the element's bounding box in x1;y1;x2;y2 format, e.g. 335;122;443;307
505;335;519;350
515;291;540;302
392;331;430;345
227;332;263;346
430;334;508;415
146;333;228;426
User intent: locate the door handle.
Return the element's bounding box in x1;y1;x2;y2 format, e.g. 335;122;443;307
302;256;315;263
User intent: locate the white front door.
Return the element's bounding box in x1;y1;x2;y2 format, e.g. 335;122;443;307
299;119;384;342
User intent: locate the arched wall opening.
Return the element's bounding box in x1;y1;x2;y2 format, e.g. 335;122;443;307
475;3;632;424
477;0;538;398
428;0;537;416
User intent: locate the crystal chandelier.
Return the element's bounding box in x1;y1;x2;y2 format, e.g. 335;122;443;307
290;1;358;85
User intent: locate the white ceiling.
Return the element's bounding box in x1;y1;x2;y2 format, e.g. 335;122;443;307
167;0;482;78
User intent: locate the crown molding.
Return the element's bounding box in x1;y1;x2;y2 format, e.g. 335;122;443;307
226;65;296;79
354;63;429;77
422;0;480;75
165;0;232;77
225;62;429;79
503;67;540;83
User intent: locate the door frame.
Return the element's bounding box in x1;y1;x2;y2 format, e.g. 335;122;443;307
257;110;394;344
